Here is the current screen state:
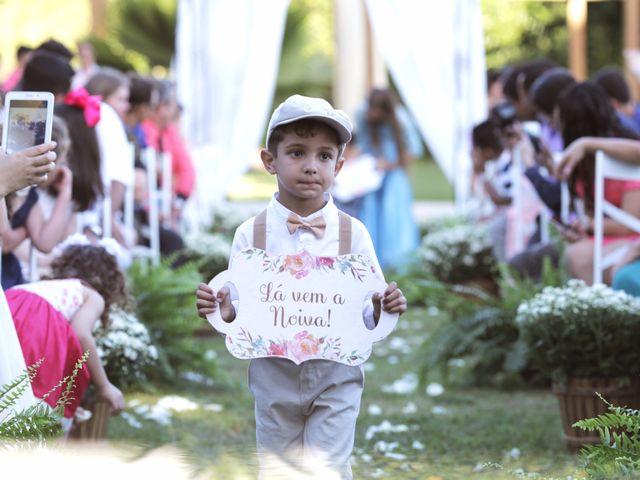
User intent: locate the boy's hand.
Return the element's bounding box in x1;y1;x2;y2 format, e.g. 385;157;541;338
372;281;407;325
196;282;236;323
196;283;217;319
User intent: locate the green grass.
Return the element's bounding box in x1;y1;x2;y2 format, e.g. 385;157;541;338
105;306;583;479
226;158;453;202
409;157;453;202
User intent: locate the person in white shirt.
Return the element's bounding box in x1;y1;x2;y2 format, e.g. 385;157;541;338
85;68;135;249
196;95;406;479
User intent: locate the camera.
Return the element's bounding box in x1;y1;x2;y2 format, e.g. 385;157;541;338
491;102;517;129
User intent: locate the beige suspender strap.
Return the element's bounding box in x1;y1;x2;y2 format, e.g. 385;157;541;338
338;211;352;255
253;209;267;250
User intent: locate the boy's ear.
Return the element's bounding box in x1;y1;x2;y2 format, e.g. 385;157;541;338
334;156;345;177
260;149;277;175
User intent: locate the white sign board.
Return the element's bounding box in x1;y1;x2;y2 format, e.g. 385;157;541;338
207;248;398;365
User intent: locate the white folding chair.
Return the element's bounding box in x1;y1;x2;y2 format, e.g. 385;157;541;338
130;148;160;265
124;142;136;238
160;151;172;224
28;243;39;282
102;182;112;239
511;144;525;253
593;150;640;284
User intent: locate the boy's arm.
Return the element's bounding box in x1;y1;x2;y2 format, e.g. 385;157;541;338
195;218;253;320
350;218;406;324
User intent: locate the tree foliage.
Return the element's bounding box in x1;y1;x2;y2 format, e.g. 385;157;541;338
482;0;623;75
275;0;334;105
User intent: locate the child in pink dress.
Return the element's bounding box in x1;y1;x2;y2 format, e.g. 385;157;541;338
6;244;130;429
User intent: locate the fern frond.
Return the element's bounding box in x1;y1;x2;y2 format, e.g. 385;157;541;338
575;393;640;477
54;351;89;416
0;359;43;415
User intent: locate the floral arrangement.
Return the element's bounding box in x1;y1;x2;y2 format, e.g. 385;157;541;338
94;307;159;389
418;223;495;284
184;231;232;279
515;280;640;380
247;249;374;281
227;328;368;365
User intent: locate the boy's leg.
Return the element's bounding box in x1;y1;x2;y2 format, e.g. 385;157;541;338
301;361;364;480
249;358;305;477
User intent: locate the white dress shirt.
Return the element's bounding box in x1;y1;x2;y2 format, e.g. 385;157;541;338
228;193;383;327
231;194;382;272
96;102;134;189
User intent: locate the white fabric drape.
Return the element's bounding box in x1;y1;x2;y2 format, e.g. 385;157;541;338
0;289;36;421
175;0;290;226
364;0;487;204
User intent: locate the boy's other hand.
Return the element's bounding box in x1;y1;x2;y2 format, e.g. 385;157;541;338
196;282;236;323
216;286;236;323
196;283;217;319
372;281;407;324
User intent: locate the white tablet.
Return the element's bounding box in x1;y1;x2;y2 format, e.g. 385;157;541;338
1;91;54;154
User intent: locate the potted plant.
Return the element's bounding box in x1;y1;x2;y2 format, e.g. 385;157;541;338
70;307;158;440
515;280;640;451
419;223;498;296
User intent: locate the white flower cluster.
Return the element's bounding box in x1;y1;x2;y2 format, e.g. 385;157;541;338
94;307;158;386
516;279;640;326
185;231;231;260
419;223;493;282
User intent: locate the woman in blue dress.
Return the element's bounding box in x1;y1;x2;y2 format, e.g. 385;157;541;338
355;88;422;271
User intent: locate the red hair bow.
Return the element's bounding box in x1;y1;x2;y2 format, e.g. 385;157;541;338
64;88;102;127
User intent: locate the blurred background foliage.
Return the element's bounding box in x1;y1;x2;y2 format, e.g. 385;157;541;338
0;0;627;89
482;0;622;76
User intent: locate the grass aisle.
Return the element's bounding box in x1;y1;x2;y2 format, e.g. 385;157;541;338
107;306;581;479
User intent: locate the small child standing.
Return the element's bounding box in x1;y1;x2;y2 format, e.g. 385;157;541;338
196;95;406;479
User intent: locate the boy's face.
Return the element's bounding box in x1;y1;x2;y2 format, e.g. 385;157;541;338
261;126;344;214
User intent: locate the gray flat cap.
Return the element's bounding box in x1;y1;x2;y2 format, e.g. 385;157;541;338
266;94;353;149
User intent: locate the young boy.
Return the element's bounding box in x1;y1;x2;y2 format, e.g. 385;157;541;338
196;95;406;479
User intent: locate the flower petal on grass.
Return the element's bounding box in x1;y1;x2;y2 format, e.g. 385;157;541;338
402;402;417;414
381;373;418;395
426;382;444;397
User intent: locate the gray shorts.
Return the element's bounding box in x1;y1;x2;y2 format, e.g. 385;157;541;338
248;357;364;479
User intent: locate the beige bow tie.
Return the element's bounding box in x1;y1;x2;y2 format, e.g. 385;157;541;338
286;213;326;238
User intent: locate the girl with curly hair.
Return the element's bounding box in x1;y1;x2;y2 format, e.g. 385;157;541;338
5;243;130;431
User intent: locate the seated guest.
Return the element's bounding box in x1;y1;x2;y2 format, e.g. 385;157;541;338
592;66;640;135
557;82;640;284
142;80;195;231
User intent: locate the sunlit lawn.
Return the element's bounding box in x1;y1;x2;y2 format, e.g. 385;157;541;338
106;306;582;479
227;157;453;202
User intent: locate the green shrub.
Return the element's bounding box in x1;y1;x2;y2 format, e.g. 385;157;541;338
419;261;563;387
127;258;217;384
